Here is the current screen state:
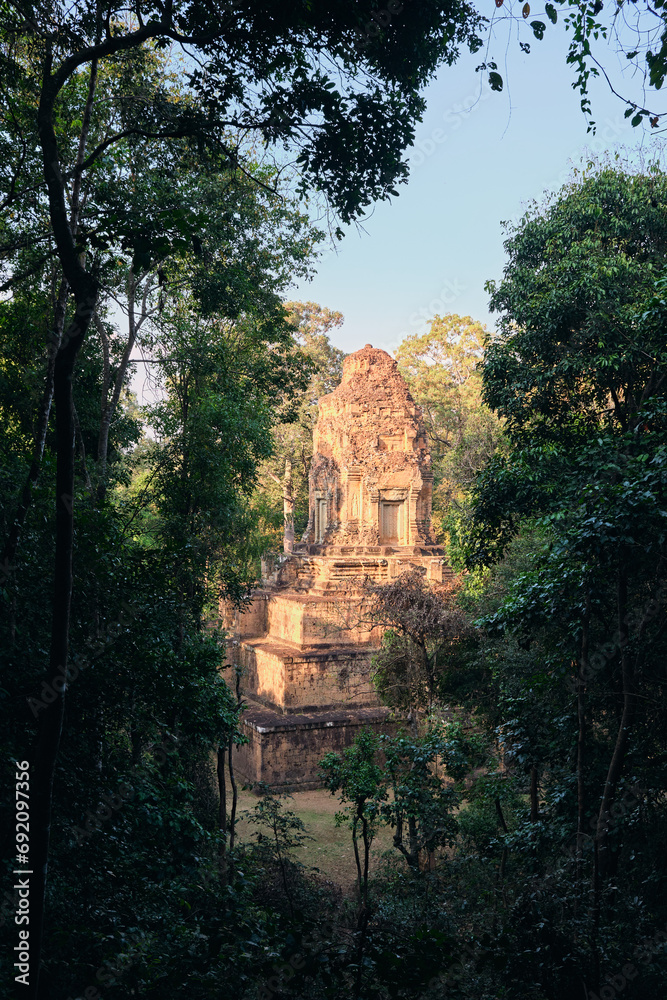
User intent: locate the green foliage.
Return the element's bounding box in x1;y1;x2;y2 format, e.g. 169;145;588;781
484;162;667;449
320;729;387;830
134;301;309;603
248;790;313;856
320;729;386;905
456;771;523;855
395;314;504;545
446;161;667;997
368;569;473;718
380;727;462;870
6;9;667;995
250;302;345;556
245;790;315;917
0;493;258;1000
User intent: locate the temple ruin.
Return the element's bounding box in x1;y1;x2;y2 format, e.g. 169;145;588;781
227;344;449;789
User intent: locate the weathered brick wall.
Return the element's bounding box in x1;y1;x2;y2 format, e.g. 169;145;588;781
218;592;268;640
239;643;378;713
234;707;396;791
238;642;286;709
236;594;269;638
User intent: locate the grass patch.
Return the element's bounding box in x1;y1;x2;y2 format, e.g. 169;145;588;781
234;786;396;891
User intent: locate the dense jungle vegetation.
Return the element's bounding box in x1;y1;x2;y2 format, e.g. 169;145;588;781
2;3;667;1000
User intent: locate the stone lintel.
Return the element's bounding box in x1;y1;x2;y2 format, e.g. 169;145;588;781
242;705;391;734
241;638;377;661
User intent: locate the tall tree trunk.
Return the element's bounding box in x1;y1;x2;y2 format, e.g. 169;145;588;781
227;667;243;851
30;53;99;998
5;56;98;579
217;743;228;886
30;304;96;1000
353;814;372;1000
596;562;633;878
576;600;590;880
489;795;509;935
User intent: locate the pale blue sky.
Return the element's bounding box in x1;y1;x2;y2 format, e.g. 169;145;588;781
288;20;665;355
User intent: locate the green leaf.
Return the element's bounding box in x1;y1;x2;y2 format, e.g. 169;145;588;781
530;20;546;39
544;3;557;23
489;71;504;92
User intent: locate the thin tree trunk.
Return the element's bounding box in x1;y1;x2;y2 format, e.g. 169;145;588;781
227;667;243;851
2;57;96;569
1;279;68;574
530;766;539;823
407;814;420;870
273;815;295;919
227;733;238;851
283;456;295;552
361;815;371;907
96;271;154;502
352;815;363;898
495;796;509;912
217;744;227;852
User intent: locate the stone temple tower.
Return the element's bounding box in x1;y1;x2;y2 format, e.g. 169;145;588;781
306;344;438;552
227;345;449;789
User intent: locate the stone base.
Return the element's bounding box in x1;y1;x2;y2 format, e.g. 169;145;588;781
234;702;394;791
237;637;378;714
261;547;450;592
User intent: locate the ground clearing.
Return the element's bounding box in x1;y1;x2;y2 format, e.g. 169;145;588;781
234;786;396;891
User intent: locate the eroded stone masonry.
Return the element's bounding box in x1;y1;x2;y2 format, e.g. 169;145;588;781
226;344;450;789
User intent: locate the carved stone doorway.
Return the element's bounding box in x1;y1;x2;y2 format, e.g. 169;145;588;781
315;498;328;542
380;500;403;544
